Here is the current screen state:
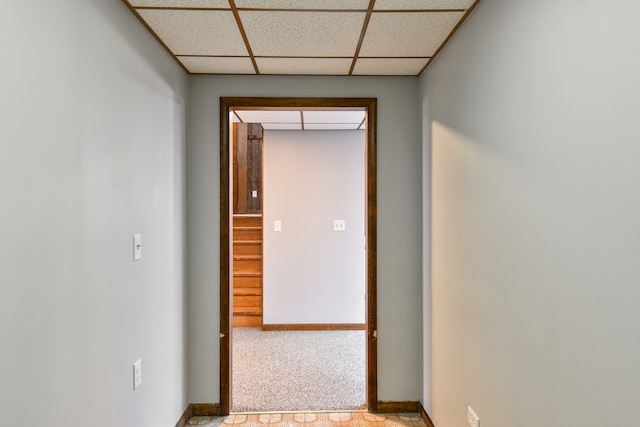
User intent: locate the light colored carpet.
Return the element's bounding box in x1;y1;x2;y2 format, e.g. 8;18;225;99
231;328;366;413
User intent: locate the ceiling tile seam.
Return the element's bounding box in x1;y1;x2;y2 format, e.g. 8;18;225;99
134;7;230;11
372;9;468;13
418;0;481;76
229;0;260;74
349;0;376;75
236;8;368;12
122;1;191;74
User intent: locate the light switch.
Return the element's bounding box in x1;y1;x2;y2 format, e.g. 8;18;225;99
133;234;142;261
333;220;346;231
274;220;282;232
252;190;258;198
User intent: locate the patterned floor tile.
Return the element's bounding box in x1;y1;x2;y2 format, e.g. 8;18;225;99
187;412;426;427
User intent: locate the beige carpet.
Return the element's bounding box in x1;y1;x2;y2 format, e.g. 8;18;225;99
231;328;366;413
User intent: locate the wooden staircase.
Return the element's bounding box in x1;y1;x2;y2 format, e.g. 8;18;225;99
233;215;263;327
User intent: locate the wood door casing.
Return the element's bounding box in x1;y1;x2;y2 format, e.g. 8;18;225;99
220;97;377;414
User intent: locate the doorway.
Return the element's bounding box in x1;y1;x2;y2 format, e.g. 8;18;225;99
219;97;378;415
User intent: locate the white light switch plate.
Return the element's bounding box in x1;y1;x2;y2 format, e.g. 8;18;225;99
274;220;282;232
333;219;346;231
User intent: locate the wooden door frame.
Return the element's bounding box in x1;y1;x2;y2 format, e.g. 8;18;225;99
220;97;378;414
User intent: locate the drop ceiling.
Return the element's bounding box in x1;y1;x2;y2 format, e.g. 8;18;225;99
123;0;480;76
233;109;366;131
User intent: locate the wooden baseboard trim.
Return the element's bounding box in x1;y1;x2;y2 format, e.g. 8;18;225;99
175;406;190;427
261;323;366;331
375;401;420;413
418;402;436;427
189;403;222;417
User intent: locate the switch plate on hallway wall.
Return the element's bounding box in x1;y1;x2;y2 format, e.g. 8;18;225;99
468;406;479;427
274;220;282;232
133;234;142;261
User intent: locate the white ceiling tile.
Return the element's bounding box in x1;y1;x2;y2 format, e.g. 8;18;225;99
353;58;429;75
235;0;370;9
130;0;230;7
236;110;301;123
257;58;351;75
304;110;365;123
261;123;303;130
359;11;464;57
178;56;255;74
240;11;364;56
305;123;362;130
373;0;475;10
137;10;247;56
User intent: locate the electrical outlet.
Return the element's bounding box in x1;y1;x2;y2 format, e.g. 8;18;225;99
333;219;346;231
468;406;479;427
133;359;142;390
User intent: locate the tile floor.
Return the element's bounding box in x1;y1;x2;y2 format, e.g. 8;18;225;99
187;412;426;427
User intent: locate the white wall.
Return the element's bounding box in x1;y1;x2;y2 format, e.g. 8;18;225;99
262;130;365;324
421;0;640;425
0;2;188;426
187;75;422;404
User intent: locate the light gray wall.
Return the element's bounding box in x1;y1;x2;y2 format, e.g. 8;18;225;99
421;0;640;425
0;2;188;426
262;130;365;324
187;75;422;403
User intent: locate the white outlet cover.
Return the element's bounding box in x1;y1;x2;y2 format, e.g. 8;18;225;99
333;219;346;231
468;406;479;427
133;359;142;390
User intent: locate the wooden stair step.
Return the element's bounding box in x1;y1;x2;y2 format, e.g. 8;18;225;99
234;271;262;277
234;288;262;296
233;255;262;260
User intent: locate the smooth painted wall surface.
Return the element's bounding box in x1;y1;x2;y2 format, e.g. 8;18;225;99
262;130;366;324
0;2;188;426
421;0;640;425
187;76;422;403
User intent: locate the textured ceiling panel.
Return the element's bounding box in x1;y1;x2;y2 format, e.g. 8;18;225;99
353;58;428;75
239;11;364;56
304;110;365;123
137;10;247;56
235;0;370;9
305;123;362;130
374;0;475;10
178;56;255;74
130;0;230;7
236;110;301;123
359;11;465;57
257;58;351;75
261;123;303;130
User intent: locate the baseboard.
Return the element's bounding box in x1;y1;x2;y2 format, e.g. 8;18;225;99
418;402;436;427
175;406;190;427
375;401;420;413
261;323;366;331
189;403;222;417
176;403;222;426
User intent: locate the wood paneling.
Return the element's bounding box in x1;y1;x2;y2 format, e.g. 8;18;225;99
233;123;263;214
